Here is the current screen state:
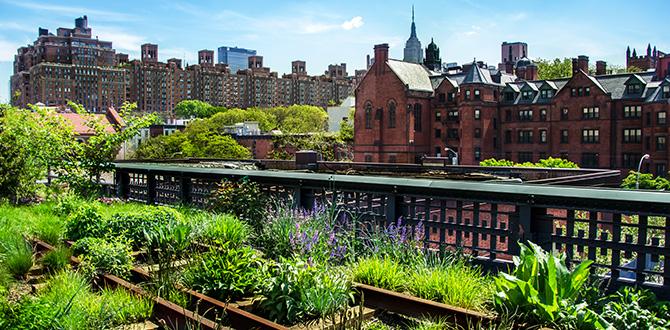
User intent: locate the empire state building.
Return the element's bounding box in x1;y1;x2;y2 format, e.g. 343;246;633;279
403;6;423;63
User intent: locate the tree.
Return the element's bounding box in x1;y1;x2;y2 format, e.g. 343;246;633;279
174;100;223;118
337;107;354;142
207;108;277;132
536;58;573;80
269;105;328;133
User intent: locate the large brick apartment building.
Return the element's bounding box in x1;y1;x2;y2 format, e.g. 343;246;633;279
354;41;670;173
11;17;353;116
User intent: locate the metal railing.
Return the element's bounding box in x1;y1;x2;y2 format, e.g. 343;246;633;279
113;162;670;298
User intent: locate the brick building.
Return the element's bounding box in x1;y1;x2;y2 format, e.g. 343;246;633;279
354;43;670;174
11;17;354;116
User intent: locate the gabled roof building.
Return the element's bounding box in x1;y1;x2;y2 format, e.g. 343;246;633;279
355;42;670;175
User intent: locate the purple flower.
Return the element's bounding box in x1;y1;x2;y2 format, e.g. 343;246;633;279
415;221;425;242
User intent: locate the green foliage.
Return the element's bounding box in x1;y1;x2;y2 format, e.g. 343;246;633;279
257;259;353;325
65;203;105;241
621;171;670;190
337;108;355;142
78;237;134;278
40;247;72;273
269;105;329;133
408;261;493;311
143;218;194;293
600;286;670;330
3;238;34;279
209;178;267;233
133;126;251;159
257;209;298;260
174;100;224;118
479;157;579;168
494;242;606;328
182;244;266;301
107;206;184;248
200;214;250;247
536;58;573;79
353;256;406;292
270;133;350;161
31;215;65;246
7;270;152;329
207;108;277;132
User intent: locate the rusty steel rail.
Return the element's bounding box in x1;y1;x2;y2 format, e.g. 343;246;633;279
355;283;495;327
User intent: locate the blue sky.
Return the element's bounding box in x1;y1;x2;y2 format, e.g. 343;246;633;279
1;0;669;103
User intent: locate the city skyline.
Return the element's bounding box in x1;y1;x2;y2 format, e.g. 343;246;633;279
1;0;669;103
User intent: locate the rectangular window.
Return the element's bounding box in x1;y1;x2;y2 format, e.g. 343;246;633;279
585;87;591;96
540;109;547;121
474;109;481;120
582;129;600;143
656;163;667;177
581;153;599;168
438;93;446;102
622;153;641;169
435;128;441;138
474;128;481;138
474;147;481;161
623;128;642;143
560;130;569;144
504;92;515;101
657;136;667;151
465;90;471;100
474;89;481;100
435;111;441;122
626;84;641;94
505;130;512;143
518;109;533;121
447;129;459;139
571;88;577;97
518;152;533;163
521;91;532;100
658;111;667;125
561;108;569;120
623;105;642;119
447;92;455;101
518;130;533;144
447;110;459;121
663;86;670;98
582;107;599;119
540;129;547;143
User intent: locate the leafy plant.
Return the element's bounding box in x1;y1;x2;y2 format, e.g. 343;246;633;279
209;178;267;233
479;157;578;168
143;218;194;296
600;286;670;330
40;247;72;273
65;203;105;241
200;213;250;247
182;244;266;301
621;171;670;190
107;206;183;248
353;256;406;292
494;241;606;328
78;238;134;278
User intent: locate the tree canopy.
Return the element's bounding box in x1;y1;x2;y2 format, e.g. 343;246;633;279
536;58;573;80
174;100;225;118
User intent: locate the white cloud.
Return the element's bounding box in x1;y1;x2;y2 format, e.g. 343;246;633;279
341;16;364;30
94;26;144;56
0;39;20;62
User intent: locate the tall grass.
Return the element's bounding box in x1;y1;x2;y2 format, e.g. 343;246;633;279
198;213;250;247
352;256;406;291
3;238;34;279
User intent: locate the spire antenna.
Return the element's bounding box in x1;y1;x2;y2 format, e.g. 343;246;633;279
412;5;415;22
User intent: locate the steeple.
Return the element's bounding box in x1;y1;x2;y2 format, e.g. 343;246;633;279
424;38;441;71
403;5;423;63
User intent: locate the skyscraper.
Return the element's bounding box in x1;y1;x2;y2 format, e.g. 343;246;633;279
403;6;423;63
217;46;257;73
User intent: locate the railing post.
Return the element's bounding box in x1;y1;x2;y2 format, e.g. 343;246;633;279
115;170;129;199
518;203;551;252
180;175;192;205
385;193;403;225
146;172;156;205
294;184;315;210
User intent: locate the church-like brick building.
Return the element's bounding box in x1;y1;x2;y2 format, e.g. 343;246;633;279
354;18;670;174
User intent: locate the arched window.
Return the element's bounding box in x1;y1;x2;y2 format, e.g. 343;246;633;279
364;102;372;129
413;103;422;131
388;100;396;128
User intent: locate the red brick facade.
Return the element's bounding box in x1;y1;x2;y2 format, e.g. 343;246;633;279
355;44;670;175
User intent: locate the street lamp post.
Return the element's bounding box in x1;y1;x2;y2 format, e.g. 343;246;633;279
636;154;650;189
444;147;459;165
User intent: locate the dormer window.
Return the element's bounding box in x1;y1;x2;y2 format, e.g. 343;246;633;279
521;91;532;100
663;86;670;98
474;89;481;100
540;89;554;99
627;84;641;94
504;92;515;101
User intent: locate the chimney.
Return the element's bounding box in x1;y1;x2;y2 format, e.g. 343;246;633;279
572;58;579;74
596;61;607;75
526;63;538;80
577;55;589;73
374;44;389;74
504;61;514;74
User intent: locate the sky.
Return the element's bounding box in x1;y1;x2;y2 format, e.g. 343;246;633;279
1;0;669;103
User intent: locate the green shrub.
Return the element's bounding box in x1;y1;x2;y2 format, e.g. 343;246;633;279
65;203;105;240
3;238;33;278
107;206;183;248
479;158;516;167
79;238;134;278
621;171;670;190
257;210;297;260
182;244;265;301
479;157;579;169
600;287;670;330
70;236;97;255
40;247;72;273
143;218;194;293
494;242;607;328
32;216;65;246
54;193;85;216
209;178;267;233
353;256;405;292
200;214;250;247
408;261;493;310
257;259;353;325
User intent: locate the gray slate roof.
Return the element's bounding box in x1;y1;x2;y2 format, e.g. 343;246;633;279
462;62;494;85
387;59;434;93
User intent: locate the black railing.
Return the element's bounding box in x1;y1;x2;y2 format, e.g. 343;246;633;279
113;162;670;298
